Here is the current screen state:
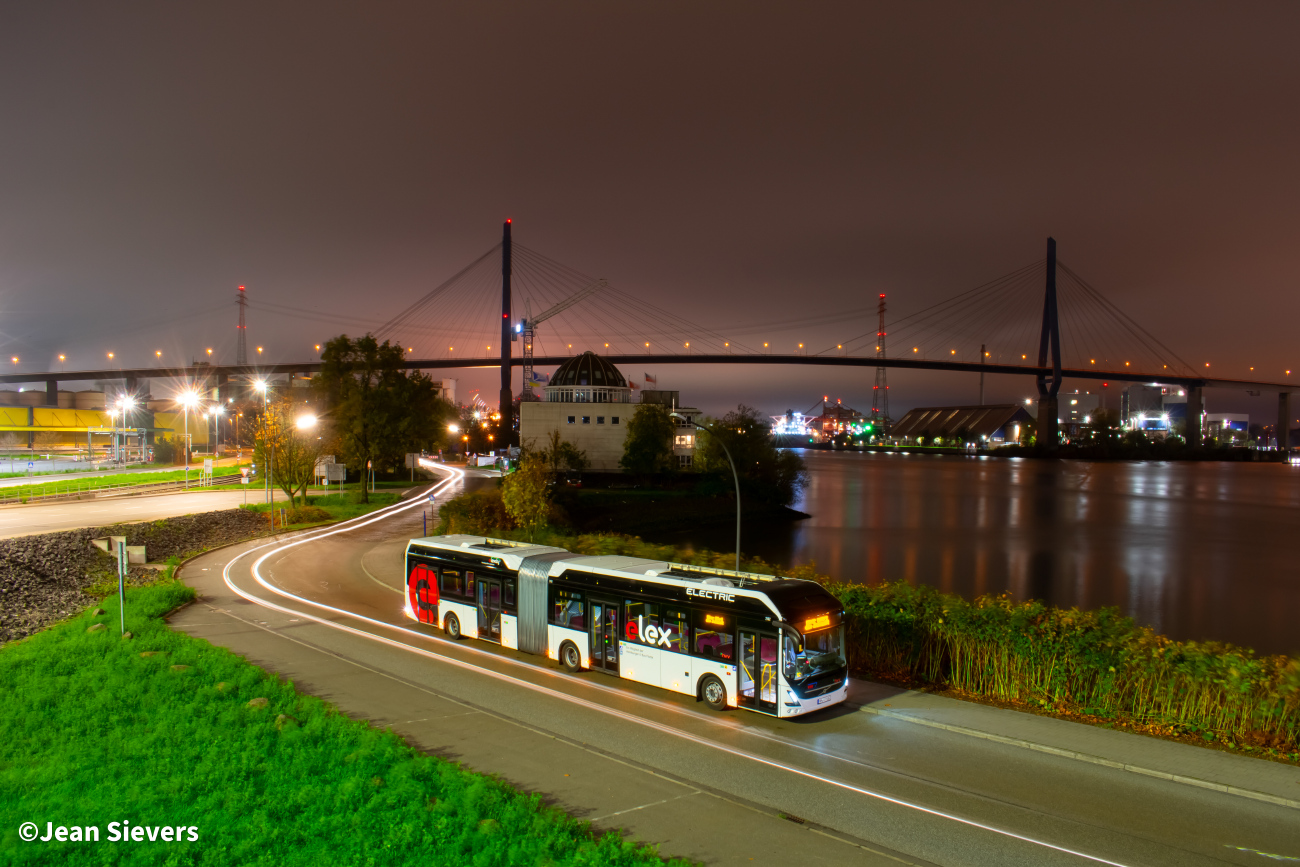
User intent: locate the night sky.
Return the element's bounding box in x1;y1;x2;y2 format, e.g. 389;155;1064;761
2;3;1298;419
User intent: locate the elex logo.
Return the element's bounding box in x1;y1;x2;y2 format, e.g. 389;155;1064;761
631;616;674;648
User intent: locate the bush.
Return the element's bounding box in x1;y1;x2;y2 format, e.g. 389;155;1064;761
286;505;333;524
436;489;516;535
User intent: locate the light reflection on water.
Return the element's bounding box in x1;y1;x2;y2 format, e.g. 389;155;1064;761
673;449;1300;657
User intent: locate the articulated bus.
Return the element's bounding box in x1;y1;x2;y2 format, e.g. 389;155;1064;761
404;534;848;717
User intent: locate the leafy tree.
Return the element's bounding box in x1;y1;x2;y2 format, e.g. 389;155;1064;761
315;335;453;502
537;429;588;475
252;396;325;507
152;435;176;464
500;453;551;541
619;403;677;475
694;405;807;507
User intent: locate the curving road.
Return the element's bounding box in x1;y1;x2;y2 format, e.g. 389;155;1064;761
171;465;1300;867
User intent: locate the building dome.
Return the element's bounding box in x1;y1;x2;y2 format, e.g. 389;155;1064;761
550;351;628;388
544;351;632;404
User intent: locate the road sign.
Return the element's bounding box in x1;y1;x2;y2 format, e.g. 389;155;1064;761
428;493;437;504
325;463;346;482
27;462;33;469
241;477;249;485
203;458;214;471
241;467;250;478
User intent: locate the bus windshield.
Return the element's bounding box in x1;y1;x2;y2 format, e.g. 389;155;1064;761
784;625;845;682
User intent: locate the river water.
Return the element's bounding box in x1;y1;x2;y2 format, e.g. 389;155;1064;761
670;449;1300;657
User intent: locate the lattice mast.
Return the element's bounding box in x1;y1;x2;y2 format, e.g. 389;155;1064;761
236;285;248;366
871;293;889;430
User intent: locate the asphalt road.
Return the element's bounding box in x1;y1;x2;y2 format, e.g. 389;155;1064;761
0;488;284;538
168;467;1300;867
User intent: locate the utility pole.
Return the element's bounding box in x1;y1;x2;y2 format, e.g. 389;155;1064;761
871;293;889;433
499;220;513;443
236;285;248;367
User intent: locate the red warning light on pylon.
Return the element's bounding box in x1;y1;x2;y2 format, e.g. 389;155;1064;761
238;285;245;291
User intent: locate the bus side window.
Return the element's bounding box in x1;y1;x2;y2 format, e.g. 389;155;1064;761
551;590;583;630
465;572;475;600
440;569;463;598
504;580;516;608
693;611;734;661
661;608;689;653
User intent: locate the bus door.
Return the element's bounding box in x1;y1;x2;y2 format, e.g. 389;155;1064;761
476;577;503;642
589;598;620;674
738;629;779;713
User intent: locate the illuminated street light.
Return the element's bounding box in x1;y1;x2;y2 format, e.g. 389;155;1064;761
58;354;66;371
448;423;459;433
256;347;263;355
295;414;317;431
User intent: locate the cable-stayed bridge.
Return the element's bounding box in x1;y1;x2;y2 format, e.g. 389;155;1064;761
2;225;1293;446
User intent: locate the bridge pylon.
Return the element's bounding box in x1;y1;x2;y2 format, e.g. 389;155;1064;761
1036;237;1063;448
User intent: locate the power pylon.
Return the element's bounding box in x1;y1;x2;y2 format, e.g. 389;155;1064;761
871;293;889;431
236;285;248;366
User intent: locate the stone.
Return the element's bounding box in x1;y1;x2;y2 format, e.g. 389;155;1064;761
247;697;268;709
170;664;190;672
86;623;106;633
120;631;133;640
91;608;105;616
274;713;300;731
140;651;162;657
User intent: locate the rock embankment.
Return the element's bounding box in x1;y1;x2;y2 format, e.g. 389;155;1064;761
0;508;269;645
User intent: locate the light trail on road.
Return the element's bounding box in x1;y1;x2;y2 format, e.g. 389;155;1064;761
217;461;1140;867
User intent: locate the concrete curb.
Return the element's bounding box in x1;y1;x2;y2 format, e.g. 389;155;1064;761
857;705;1300;810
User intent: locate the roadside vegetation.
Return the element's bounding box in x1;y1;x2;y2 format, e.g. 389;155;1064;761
0;464;250;502
0;582;684;866
239;491;406;529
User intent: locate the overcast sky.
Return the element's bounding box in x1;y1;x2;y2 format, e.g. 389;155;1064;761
2;2;1298;418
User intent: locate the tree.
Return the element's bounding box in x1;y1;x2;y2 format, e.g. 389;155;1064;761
538;428;588;475
500;453;551;541
620;402;677;475
252;396;325;507
314;335;454;502
152;435;177;464
694;405;807;507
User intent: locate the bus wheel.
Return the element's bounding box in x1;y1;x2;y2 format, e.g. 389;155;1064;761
700;675;728;711
560;641;583;673
444;613;462;640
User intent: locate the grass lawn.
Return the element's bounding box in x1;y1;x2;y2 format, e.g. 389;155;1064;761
0;581;683;866
0;465;250;501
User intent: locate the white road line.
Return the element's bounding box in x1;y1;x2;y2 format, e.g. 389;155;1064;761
218;463;1134;867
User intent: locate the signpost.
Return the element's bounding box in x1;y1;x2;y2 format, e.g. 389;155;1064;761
116;538;127;636
240;467;250;504
201;457;214;487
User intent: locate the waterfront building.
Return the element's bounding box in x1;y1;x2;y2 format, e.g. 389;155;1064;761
890;404;1035;445
518;351;699;471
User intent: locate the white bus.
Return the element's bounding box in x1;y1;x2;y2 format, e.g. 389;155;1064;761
404;534;848;717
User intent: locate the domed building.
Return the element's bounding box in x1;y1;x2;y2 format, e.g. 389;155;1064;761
543;351;632;404
520;351;699;472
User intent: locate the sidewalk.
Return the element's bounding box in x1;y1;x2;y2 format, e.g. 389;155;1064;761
847;680;1300;810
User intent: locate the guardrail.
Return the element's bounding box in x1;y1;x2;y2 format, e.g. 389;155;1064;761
0;474;243;507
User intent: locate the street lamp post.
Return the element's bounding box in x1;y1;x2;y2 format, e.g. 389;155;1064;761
178;391;199;489
673;413;741;572
254;380;270;504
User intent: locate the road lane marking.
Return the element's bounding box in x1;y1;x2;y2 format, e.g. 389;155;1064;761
217;464;1135;867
